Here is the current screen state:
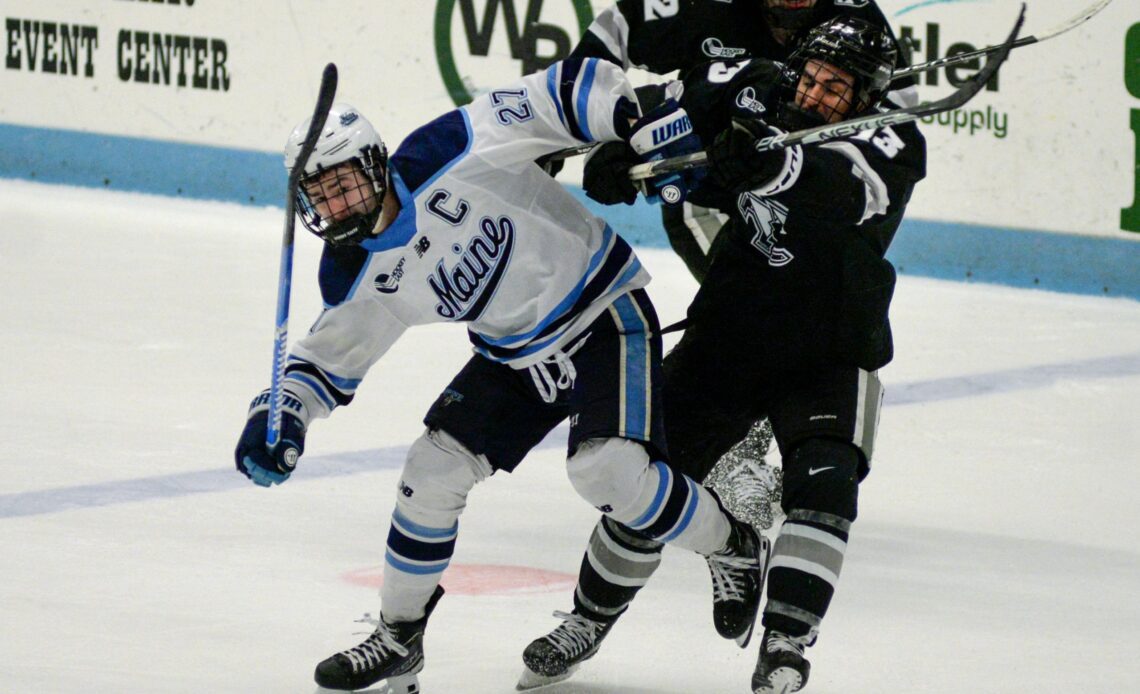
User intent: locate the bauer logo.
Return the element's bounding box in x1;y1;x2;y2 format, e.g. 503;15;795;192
434;0;594;106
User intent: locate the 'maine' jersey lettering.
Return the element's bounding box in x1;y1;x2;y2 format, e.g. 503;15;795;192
282;58;647;421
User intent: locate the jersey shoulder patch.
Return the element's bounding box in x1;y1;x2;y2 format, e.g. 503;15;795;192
318;243;370;307
390;110;471;194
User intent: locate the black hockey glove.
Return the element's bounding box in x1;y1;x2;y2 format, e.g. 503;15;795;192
234;389;307;487
583;141;640;205
707;118;796;194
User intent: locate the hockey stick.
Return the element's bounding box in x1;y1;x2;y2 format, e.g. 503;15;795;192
628;4;1025;182
266;63;338;451
891;0;1111;82
548;0;1097;165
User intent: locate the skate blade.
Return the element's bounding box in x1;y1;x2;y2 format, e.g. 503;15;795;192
735;620;756;649
736;536;773;650
315;673;419;694
377;674;422;694
516;663;581;690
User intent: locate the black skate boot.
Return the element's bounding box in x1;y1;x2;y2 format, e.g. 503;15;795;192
517;610;615;690
707;516;770;647
314;586;444;692
752;629;812;694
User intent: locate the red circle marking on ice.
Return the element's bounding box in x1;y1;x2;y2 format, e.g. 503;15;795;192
341;564;577;596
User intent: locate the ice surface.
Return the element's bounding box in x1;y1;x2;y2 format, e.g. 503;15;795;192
2;181;1138;693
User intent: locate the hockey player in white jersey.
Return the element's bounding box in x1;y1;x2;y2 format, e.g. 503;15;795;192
233;57;769;692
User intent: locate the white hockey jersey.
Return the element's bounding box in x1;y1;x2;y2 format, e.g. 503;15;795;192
283;58;647;422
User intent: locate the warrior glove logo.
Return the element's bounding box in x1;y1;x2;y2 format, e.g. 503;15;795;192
649;114;693;146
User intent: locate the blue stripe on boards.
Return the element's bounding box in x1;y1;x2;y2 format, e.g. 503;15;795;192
0;123;283;205
563;187;1140;300
2;123;1133;298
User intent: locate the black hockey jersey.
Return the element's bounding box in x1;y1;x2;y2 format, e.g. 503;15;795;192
677;58;928;372
571;0;910;79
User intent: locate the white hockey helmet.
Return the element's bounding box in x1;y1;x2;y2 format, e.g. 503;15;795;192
284;103;389;246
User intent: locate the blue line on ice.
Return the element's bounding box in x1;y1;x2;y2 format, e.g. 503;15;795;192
3;351;1136;520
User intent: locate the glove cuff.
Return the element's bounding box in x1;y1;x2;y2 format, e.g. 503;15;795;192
628;100;695;157
248;389;309;431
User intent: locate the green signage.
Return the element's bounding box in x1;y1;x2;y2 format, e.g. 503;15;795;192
434;0;594;106
1123;24;1140;232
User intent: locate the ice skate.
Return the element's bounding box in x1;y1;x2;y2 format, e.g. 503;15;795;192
517;610;614;690
314;586;443;692
752;629;812;694
707;516;769;647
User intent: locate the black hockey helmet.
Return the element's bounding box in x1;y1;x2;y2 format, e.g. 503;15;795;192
776;16;897;129
284;103;390;247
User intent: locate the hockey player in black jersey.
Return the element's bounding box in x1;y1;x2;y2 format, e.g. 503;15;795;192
571;0;912;281
569;0;915;539
521;17;926;694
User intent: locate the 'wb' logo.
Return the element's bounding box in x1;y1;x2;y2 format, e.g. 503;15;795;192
435;0;594;106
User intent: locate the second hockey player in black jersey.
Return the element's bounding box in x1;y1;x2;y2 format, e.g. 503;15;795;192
570;0;918;542
522;17;926;694
572;0;916;281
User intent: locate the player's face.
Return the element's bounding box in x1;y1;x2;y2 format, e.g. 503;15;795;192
794;59;856;123
303;162;378;223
